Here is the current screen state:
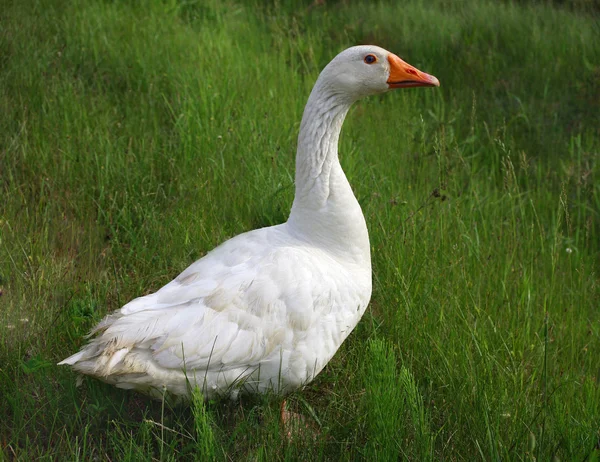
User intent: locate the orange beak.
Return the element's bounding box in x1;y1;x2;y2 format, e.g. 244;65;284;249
387;53;439;89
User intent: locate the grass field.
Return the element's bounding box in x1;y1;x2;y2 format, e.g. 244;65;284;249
1;0;599;459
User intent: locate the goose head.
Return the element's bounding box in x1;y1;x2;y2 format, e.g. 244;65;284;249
320;45;439;100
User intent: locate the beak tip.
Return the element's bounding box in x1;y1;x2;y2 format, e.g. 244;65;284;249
427;73;440;87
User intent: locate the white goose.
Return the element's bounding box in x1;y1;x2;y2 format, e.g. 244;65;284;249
59;45;439;400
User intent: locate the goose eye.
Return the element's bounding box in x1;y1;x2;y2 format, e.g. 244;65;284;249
364;54;377;64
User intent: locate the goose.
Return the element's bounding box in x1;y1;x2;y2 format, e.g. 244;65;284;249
59;45;439;400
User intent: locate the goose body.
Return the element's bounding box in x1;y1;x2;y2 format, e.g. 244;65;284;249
59;45;439;400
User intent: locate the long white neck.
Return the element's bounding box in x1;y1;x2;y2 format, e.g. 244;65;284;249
287;78;371;266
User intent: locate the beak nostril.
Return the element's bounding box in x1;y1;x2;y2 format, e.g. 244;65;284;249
406;68;417;76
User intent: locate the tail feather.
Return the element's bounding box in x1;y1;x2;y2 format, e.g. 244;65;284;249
105;347;130;375
57;350;86;366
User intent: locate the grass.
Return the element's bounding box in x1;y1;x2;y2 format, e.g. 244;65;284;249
1;0;599;459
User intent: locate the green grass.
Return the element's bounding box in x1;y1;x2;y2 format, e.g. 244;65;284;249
1;0;599;459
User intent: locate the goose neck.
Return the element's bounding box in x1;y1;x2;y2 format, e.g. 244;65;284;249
292;81;353;208
287;80;370;264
